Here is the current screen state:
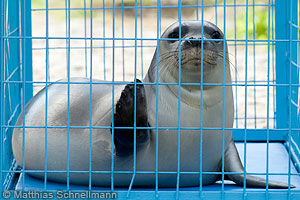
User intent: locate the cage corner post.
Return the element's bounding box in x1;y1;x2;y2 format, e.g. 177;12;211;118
1;0;30;190
275;0;299;131
276;0;300;179
20;0;33;104
0;0;4;120
0;0;5;192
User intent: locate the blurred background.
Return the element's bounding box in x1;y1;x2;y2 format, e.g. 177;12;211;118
30;0;275;129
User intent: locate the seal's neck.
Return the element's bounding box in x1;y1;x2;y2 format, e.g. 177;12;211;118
144;52;232;109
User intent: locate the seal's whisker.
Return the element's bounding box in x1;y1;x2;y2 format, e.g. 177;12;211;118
215;53;237;72
157;55;177;77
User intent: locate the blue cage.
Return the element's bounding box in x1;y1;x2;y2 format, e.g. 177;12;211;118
1;0;300;199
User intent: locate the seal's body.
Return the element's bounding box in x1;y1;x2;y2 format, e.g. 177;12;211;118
12;21;293;188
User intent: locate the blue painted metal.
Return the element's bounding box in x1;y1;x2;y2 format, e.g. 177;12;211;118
127;0;138;196
200;0;204;196
66;0;71;190
243;1;249;193
14;143;300;199
275;3;299;191
252;0;257;129
176;2;183;199
1;0;300;199
155;1;161;197
88;0;93;190
287;0;299;191
43;0;49;190
102;0;106;80
233;0;239;130
289;0;300;153
140;0;144;80
222;0;227;196
111;0;116;192
0;0;5;192
275;0;298;130
1;0;28;191
20;0;33;191
121;0;125;81
5;1;22;180
20;0;33;104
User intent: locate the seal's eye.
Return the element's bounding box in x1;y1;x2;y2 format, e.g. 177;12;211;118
168;26;188;42
168;30;179;41
212;31;221;43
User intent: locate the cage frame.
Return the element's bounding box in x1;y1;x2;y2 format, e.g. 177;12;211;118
1;0;300;199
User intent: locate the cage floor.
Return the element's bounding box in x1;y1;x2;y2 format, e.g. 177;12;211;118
15;143;300;191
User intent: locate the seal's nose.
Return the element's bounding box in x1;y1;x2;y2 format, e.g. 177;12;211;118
188;36;202;48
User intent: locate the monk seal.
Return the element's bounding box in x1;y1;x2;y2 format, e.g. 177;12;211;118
12;20;294;188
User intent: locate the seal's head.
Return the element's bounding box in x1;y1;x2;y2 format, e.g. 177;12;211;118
147;20;230;90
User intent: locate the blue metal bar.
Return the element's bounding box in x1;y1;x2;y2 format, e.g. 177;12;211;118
234;0;238;129
0;0;4;192
43;0;49;189
103;0;106;80
32;45;157;50
140;0;144;79
20;0;28;190
288;0;299;192
5;80;297;87
127;0;138;196
196;0;199;20
252;0;257;128
176;1;182;199
272;0;276;128
288;0;292;194
20;0;33;104
291;60;300;68
3;104;20;134
5;36;299;42
88;0;93;190
215;0;217;25
199;1;204;197
133;1;139;187
0;78;278;84
221;1;227;198
6;27;19;37
121;0;125;81
3;66;20;83
84;0;87;78
29;42;281;50
275;1;289;129
110;0;115;192
266;0;271;192
243;0;249;194
3;125;291;133
97;191;300;199
155;1;161;197
66;0;71;190
30;3;275;12
285;138;300;174
289;21;300;29
10;169;300;176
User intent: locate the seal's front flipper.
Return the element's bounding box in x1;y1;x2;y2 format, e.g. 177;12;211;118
224;139;295;189
112;79;150;156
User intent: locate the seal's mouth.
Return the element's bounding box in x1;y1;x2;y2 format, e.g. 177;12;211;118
182;57;218;66
175;49;220;69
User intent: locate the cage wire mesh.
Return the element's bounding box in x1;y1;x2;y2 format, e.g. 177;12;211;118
1;0;300;199
30;0;277;129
